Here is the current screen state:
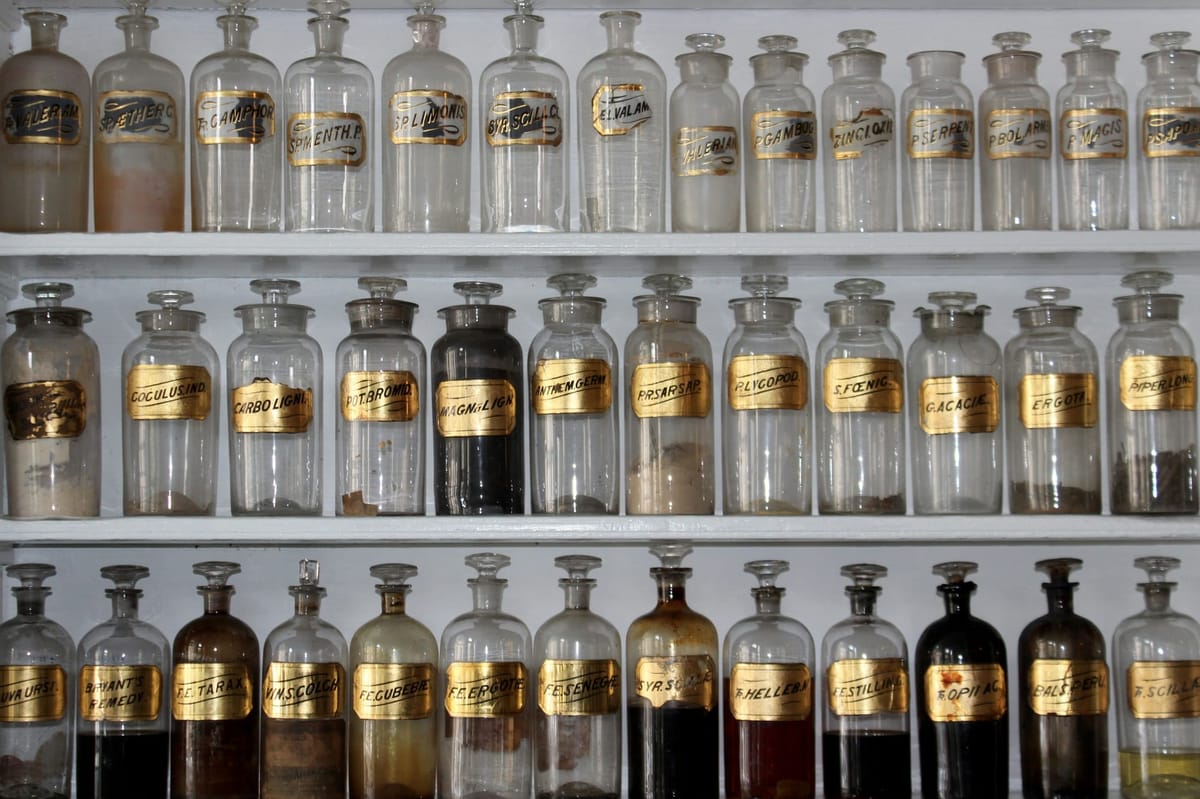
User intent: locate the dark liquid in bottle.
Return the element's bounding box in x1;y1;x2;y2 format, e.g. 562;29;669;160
722;678;815;799
1019;714;1107;799
627;702;719;799
261;717;347;799
919;717;1007;799
172;716;259;799
821;730;911;799
76;730;169;799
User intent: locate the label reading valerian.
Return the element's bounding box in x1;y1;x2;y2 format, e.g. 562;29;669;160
823;358;903;414
80;665;162;722
0;665;66;722
127;365;212;421
353;663;434;720
634;655;716;710
1060;109;1126;160
532;359;612;415
231;379;313;434
486;92;562;147
287;112;366;167
444;662;527;717
630;362;711;419
390;90;467;145
728;355;807;412
97;90;176;143
172;663;253;721
1019;373;1098;430
341;371;419;423
1143;108;1200;158
195;91;275;145
673;126;738;176
1127;661;1200;719
924;664;1007;722
1028;659;1109;716
263;662;344;719
1119;356;1197;411
827;658;909;716
985;109;1052;160
919;376;999;435
3;90;82;145
830;109;894;161
750;111;817;160
4;380;87;441
538;659;620;716
435;379;517;437
728;663;812;721
906;109;974;159
592;84;652;136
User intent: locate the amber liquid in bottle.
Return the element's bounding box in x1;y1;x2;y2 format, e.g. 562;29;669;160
723;677;815;799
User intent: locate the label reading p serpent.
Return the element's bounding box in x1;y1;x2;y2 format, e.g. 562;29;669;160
0;665;66;722
907;109;974;159
127;365;212;421
728;663;812;721
341;371;419;422
4;380;86;440
538;659;620;716
172;663;252;721
80;664;162;722
1119;356;1197;411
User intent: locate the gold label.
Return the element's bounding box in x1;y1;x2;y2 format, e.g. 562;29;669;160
673;126;739;176
231;379;314;434
531;359;612;415
4;380;87;440
634;655;716;710
1060;108;1127;160
1127;661;1200;719
728;355;808;411
823;358;903;414
728;663;812;721
171;663;253;721
750;111;817;160
435;379;517;437
287;112;366;166
925;664;1007;722
919;376;999;435
80;665;162;722
1119;356;1197;411
830;108;894;160
486;91;562;147
444;662;528;717
390;90;467;145
630;362;712;419
1143;108;1200;158
906;109;974;159
1019;373;1098;429
985;109;1052;159
263;662;344;720
341;371;419;422
1028;659;1109;716
126;365;212;421
97;90;177;144
3;89;83;144
195;90;275;145
0;665;66;722
353;662;434;720
827;659;909;716
538;659;621;716
592;84;653;136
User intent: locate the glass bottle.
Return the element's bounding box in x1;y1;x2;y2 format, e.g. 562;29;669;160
744;36;816;233
261;560;348;799
440;553;533;799
1108;270;1198;514
1018;558;1109;799
815;278;905;515
190;0;283;232
431;281;524;515
350;563;438;799
1005;287;1101;513
823;29;896;233
227;279;322;515
92;0;185;232
170;561;259;799
916;562;1008;799
1138;32;1200;230
534;555;622;799
1113;556;1200;797
979;32;1052;231
1058;29;1129;231
821;564;910;799
624;274;715;515
0;563;73;799
0;11;89;232
577;10;666;233
336;277;425;516
669;33;740;233
76;565;169;799
722;274;810;515
479;0;569;233
626;543;719;799
908;292;1003;515
529;274;619;515
122;290;220;516
2;282;100;519
902;50;974;231
723;560;816;799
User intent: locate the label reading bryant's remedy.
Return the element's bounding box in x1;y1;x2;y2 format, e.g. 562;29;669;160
728;663;812;721
827;658;909;716
592;84;652;136
435;379;516;437
231;379;313;434
126;365;212;421
486;92;562;146
750;111;817;160
1028;659;1109;716
532;359;612;415
673;126;738;176
171;663;252;721
195;91;275;145
631;362;711;419
1143;108;1200;158
3;89;82;145
1060;109;1127;160
4;380;86;441
823;358;903;414
1119;356;1197;411
97;90;177;144
924;664;1007;722
80;664;162;722
919;376;999;435
444;662;527;717
353;663;434;720
1127;661;1200;719
728;355;808;412
830;108;894;161
390;90;467;145
341;371;419;423
985;109;1052;159
0;665;66;722
538;659;620;716
263;662;344;719
1019;373;1098;429
906;109;974;159
287;112;366;167
634;655;716;710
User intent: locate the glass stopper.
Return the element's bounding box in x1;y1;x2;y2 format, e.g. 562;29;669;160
1134;556;1181;583
251;278;301;304
837;29;876;50
916;291;988;318
600;9;640;23
193;561;240;588
834;277;886;301
742;274;788;298
547;273;597;297
643;273;693;297
1121;270;1173;294
993;31;1032;52
466;552;511;581
1071;29;1111;49
932;561;978;583
745;559;789;588
298;558;321;586
1025;286;1071;306
123;0;150;16
685;33;725;52
1035;557;1083;585
412;0;435;13
22;282;73;307
6;563;56;590
147;289;195;309
841;562;888;587
759;35;797;53
555;554;602;582
358;276;407;299
309;0;349;18
453;281;503;305
101;564;151;590
650;542;693;568
218;0;253;15
1151;31;1191;51
511;0;535;16
370;562;419;591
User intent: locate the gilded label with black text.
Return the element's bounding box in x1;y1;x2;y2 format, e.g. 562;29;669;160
195;90;275;144
1143;108;1200;157
673;126;738;176
353;662;434;720
728;355;807;411
0;665;66;722
390;90;467;145
831;109;894;160
823;358;903;414
341;371;419;422
827;659;909;716
538;659;620;716
231;379;313;433
634;655;716;710
631;362;711;419
287;112;366;166
728;662;812;721
4;380;86;440
985;109;1052;159
592;84;652;136
80;665;162;722
1028;659;1109;716
127;365;212;421
919;376;999;434
1119;356;1197;411
907;109;974;159
263;662;344;719
444;662;527;717
1019;373;1098;429
925;664;1006;722
3;90;82;144
1060;108;1126;160
97;90;176;143
172;662;252;721
1127;661;1200;719
532;359;611;415
436;379;516;437
486;92;561;146
750;111;816;160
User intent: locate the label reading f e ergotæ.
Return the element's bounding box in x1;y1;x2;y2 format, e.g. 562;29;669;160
1028;659;1108;716
263;662;344;719
827;658;909;716
728;662;812;721
634;655;716;710
631;362;711;419
232;379;313;434
1018;373;1098;429
80;664;162;722
823;358;903;413
444;662;527;717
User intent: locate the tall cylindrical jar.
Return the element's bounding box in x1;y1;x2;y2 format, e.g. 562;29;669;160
1138;32;1200;230
902;50;974;231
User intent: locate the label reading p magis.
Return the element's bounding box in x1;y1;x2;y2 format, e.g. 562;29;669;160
1119;356;1197;411
435;379;517;437
906;109;974;159
341;371;419;423
444;662;527;717
287;112;366;167
532;359;612;415
823;358;903;414
631;362;711;419
4;380;86;441
919;376;999;435
231;379;313;434
80;665;162;722
1028;659;1109;716
263;662;344;719
538;659;620;716
827;658;909;716
750;111;817;160
1019;373;1098;429
985;109;1051;159
673;126;738;176
830;108;894;160
1142;108;1200;158
195;90;275;145
728;355;808;411
592;84;652;136
390;90;467;145
924;664;1007;722
97;90;176;144
127;365;212;421
172;663;252;721
728;663;812;721
1060;108;1127;160
353;662;434;720
1127;661;1200;719
0;665;66;722
486;92;562;147
634;655;716;710
3;89;82;145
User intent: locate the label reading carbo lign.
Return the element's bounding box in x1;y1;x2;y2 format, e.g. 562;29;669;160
263;662;344;719
0;665;66;722
1028;659;1109;716
126;365;212;421
538;659;620;716
80;664;162;722
231;379;313;434
444;662;527;717
827;658;909;716
172;662;253;721
4;380;87;441
634;655;716;710
728;662;812;721
630;362;711;419
353;662;434;720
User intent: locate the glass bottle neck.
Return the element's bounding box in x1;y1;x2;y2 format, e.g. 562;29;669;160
603;15;635;51
239;306;311;333
753;587;782;616
28;16;64;50
380;590;407;616
1115;296;1181;324
120;18;154;52
1017;306;1079;329
506;16;540;54
909;52;962;81
541;298;603;326
109;590;141;620
1145;50;1199;81
678;52;730;83
201;588;233;615
1142;584;1173;614
654;570;689;605
849;590;876;617
292;588;323;617
561;583;593;611
471;582;505;612
986;52;1039;84
831;51;884;81
752;53;802;84
311;17;347;56
410;16;442;50
1045;586;1075;615
1064;49;1117;79
14;588;49;618
220;15;255;52
939;585;972;616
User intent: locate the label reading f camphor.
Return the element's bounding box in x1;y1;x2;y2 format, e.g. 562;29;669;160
1143;108;1200;157
263;662;344;719
1028;659;1109;716
750;111;817;160
80;664;162;722
538;659;620;716
673;126;738;176
341;371;419;422
231;379;313;434
127;365;212;421
827;658;909;716
924;664;1007;722
532;359;611;415
919;376;999;434
172;663;252;721
287;112;366;167
1060;109;1127;160
486;92;561;146
907;109;974;159
390;90;467;145
444;662;527;717
830;108;894;160
592;84;652;136
823;358;903;414
353;663;434;720
4;380;86;440
3;90;82;144
0;665;66;722
435;379;517;437
195;91;275;145
728;355;807;411
1119;356;1197;411
97;90;176;143
1127;661;1200;719
985;109;1052;159
630;362;711;419
634;655;716;710
1019;373;1098;429
728;663;812;721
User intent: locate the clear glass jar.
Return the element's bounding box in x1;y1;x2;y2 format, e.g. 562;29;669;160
529;274;619;515
336;277;425;517
902;50;974;231
723;274;810;515
0;11;89;232
577;10;666;233
908;292;1002;515
480;0;569;233
821;564;910;799
0;563;73;799
92;1;185;232
1005;287;1101;513
980;32;1052;231
1108;270;1198;514
1138;32;1200;230
76;565;169;799
823;30;896;233
624;274;715;515
227;279;322;516
190;0;283;232
534;555;622;799
2;282;100;519
381;4;471;233
815;278;905;515
1057;29;1129;231
723;560;816;799
440;553;533;799
744;35;816;232
122;289;220;516
670;33;740;233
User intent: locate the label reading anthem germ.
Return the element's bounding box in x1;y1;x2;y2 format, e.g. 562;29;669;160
172;663;252;721
634;655;716;710
435;379;516;437
263;662;344;719
0;665;66;722
80;665;162;722
353;663;434;720
231;379;313;434
827;658;909;716
728;663;812;721
532;359;611;415
126;365;212;421
592;84;652;136
538;659;620;716
630;362;711;419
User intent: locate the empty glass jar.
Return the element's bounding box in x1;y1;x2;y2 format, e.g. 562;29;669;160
902;50;974;231
1138;32;1200;230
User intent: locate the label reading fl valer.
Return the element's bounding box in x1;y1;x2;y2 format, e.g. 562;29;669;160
263;662;344;719
436;379;517;437
232;379;313;434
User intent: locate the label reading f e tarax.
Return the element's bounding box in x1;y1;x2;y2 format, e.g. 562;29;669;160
985;109;1052;160
634;655;716;710
538;659;620;716
231;379;313;434
172;663;252;721
97;90;176;144
435;379;517;437
919;376;999;435
1127;661;1200;719
341;371;419;422
1143;108;1200;157
830;108;894;161
1060;109;1127;160
3;90;82;145
486;91;561;147
827;658;909;716
353;662;434;720
728;355;807;411
195;91;275;145
127;365;212;421
631;362;711;419
924;664;1007;722
532;359;612;415
287;112;366;167
444;661;527;717
1019;373;1098;429
592;84;652;136
728;663;812;721
750;111;817;160
80;664;162;722
263;662;344;719
673;126;738;176
390;90;467;145
1119;356;1197;411
907;109;974;159
4;380;86;441
823;358;903;414
0;665;66;722
1028;659;1109;716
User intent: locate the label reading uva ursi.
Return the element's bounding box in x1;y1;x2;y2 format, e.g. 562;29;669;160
924;664;1007;722
97;90;176;143
830;108;894;161
195;91;275;145
4;380;86;441
390;90;467;145
486;91;562;147
906;109;974;159
1060;108;1127;160
823;358;903;414
341;371;419;423
827;658;909;716
1028;659;1109;716
171;663;252;721
80;664;162;722
126;365;212;421
1143;108;1200;157
985;109;1052;160
263;662;344;719
634;655;716;710
673;126;738;176
532;359;611;415
287;112;366;167
1119;356;1197;411
750;111;817;160
728;663;812;721
592;84;652;136
1127;661;1200;719
353;662;434;720
3;90;82;145
631;362;711;419
0;665;66;722
444;662;527;717
728;355;808;411
538;659;620;716
919;376;999;435
435;379;517;437
231;379;313;434
1018;373;1098;429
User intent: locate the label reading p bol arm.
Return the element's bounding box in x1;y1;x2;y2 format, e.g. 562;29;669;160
827;658;909;716
341;371;419;422
1019;373;1098;429
127;365;212;421
4;380;86;440
0;665;66;722
445;662;527;717
823;358;903;414
231;379;313;434
532;359;612;416
728;355;808;411
1120;356;1197;411
80;665;162;722
919;376;999;435
1028;659;1108;716
985;109;1052;160
728;663;812;721
353;662;434;720
925;664;1007;722
436;379;516;437
538;659;620;716
172;663;252;721
631;362;711;419
634;655;716;710
263;662;344;719
1127;661;1200;719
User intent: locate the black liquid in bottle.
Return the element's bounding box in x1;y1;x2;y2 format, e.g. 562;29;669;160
821;729;912;799
77;731;171;799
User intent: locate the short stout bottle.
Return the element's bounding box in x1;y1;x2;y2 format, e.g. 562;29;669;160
902;50;974;231
1138;32;1200;230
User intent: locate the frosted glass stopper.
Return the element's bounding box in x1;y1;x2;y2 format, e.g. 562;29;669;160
193;561;240;588
838;29;876;50
644;274;693;296
1035;557;1082;584
466;552;511;581
834;277;886;301
993;31;1032;51
841;562;887;586
101;564;151;590
251;278;300;304
932;561;978;583
147;289;194;309
358;277;407;299
685;33;725;52
745;559;789;588
1025;286;1071;306
1134;556;1180;583
6;563;55;589
759;35;798;53
650;542;693;567
1121;270;1173;294
22;282;73;307
453;281;503;305
742;274;788;298
1151;32;1190;51
555;555;602;582
548;273;597;297
1071;29;1111;49
309;0;350;17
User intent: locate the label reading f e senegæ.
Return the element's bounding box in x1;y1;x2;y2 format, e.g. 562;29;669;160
1127;661;1200;719
127;365;212;421
532;359;612;416
631;362;711;419
353;662;434;720
231;379;314;434
1119;356;1197;411
263;662;344;719
924;664;1007;722
728;355;807;412
4;380;87;440
1018;373;1098;429
172;663;253;721
341;371;419;422
919;376;999;435
80;664;162;722
435;379;517;437
728;662;812;721
0;665;66;722
444;661;527;717
634;655;716;710
1028;659;1109;716
827;658;909;716
823;358;903;414
538;659;620;716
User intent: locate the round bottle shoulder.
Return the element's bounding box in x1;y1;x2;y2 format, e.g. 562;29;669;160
0;615;75;663
724;615;815;657
535;609;622;655
173;612;259;662
0;48;90;87
627;605;719;650
79;618;171;660
192;50;282;84
1019;611;1106;658
916;613;1006;663
350;613;439;663
264;615;347;656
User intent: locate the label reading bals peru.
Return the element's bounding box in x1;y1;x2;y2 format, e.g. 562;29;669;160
919;376;999;435
171;663;253;721
728;663;812;721
231;379;313;434
444;661;527;717
531;359;612;416
435;379;517;437
341;371;419;422
353;662;434;720
4;380;87;440
1119;356;1197;411
1028;659;1109;716
538;659;620;716
631;363;711;419
827;658;909;716
728;355;808;411
823;358;903;414
1127;661;1200;719
1142;108;1200;158
80;664;162;722
0;665;66;722
263;662;344;719
1018;373;1098;429
1060;108;1127;160
985;109;1052;159
126;364;212;421
634;655;716;710
924;664;1007;722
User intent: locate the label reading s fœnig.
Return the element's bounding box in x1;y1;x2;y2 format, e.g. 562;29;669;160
80;665;162;722
287;112;366;167
1018;373;1098;429
390;90;467;145
538;659;620;716
750;111;817;160
924;664;1007;722
97;90;176;144
985;109;1052;160
906;109;974;159
1060;108;1127;160
634;655;716;710
532;359;612;415
1127;661;1200;719
435;379;517;437
728;355;807;412
444;661;527;717
728;663;812;721
263;662;344;719
0;665;66;722
341;371;419;423
673;126;738;176
353;662;434;720
592;84;652;136
919;376;999;435
195;91;275;145
486;92;562;147
1028;659;1109;716
823;358;903;414
4;380;87;441
1119;356;1197;411
830;108;894;161
630;362;711;419
231;379;313;434
1142;108;1200;158
126;365;212;421
827;658;909;716
171;663;253;721
3;89;83;145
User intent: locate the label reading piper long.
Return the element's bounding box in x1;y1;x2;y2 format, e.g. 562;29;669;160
390;90;467;145
341;371;419;422
673;126;738;176
907;109;974;159
4;380;86;441
532;359;612;415
195;91;275;145
444;662;527;717
925;664;1007;722
1060;109;1127;160
630;362;711;419
3;90;82;145
231;379;313;434
1119;356;1197;411
728;355;807;411
97;90;176;144
1127;661;1200;719
263;662;344;719
287;112;366;167
435;379;516;437
1028;659;1109;716
985;109;1052;160
1143;108;1200;157
171;662;252;721
1019;373;1098;429
823;358;903;414
126;365;212;421
80;664;162;722
592;84;652;136
634;655;716;710
919;376;999;435
486;91;562;146
538;659;620;716
728;663;812;721
0;665;66;722
750;111;817;160
353;662;434;720
827;658;909;716
830;108;894;161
